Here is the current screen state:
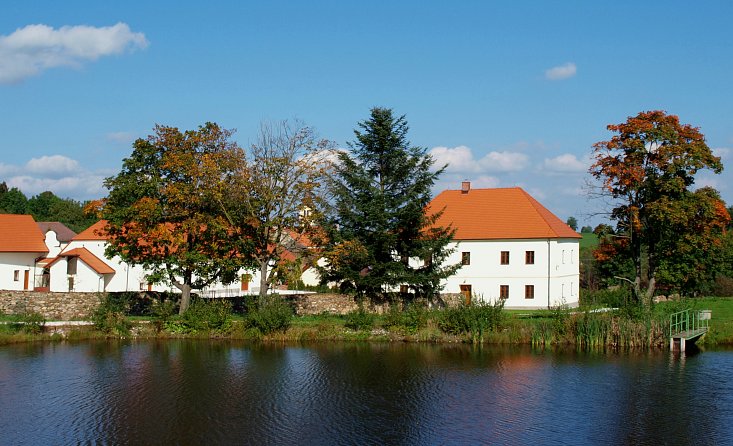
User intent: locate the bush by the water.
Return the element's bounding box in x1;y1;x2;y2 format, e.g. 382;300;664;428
383;303;429;333
244;295;293;335
90;294;131;336
178;299;233;334
344;306;375;331
439;298;505;343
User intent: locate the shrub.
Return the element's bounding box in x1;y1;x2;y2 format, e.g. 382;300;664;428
438;298;505;343
383;303;429;334
244;295;293;335
344;307;375;331
181;299;233;333
151;300;177;332
90;294;131;336
20;312;46;334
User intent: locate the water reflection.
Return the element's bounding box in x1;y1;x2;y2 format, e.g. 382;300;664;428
0;341;731;445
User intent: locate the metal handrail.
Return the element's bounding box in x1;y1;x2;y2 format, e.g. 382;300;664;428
670;309;709;337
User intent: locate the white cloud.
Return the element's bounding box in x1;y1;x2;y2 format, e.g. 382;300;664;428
106;131;136;143
25;155;80;177
0;22;148;84
430;145;529;173
544;62;577;81
542;153;587;173
713;147;731;159
0;155;106;199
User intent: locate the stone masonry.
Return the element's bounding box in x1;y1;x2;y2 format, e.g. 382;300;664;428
0;291;102;321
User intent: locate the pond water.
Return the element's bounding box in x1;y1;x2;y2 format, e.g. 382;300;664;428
1;341;732;445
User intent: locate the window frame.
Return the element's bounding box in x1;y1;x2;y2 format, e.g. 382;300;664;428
461;252;471;266
500;285;509;299
525;250;535;265
525;285;535;299
500;251;510;265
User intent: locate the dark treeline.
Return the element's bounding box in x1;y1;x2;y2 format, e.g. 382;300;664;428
0;182;96;233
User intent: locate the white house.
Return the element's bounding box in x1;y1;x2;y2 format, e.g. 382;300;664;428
46;220;172;293
0;214;49;291
429;183;580;309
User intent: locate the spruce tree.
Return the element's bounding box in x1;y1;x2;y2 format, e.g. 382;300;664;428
321;107;457;300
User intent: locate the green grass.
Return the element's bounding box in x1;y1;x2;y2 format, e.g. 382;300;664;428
695;297;733;345
580;233;599;249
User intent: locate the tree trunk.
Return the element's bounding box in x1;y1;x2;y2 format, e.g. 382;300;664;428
258;260;269;298
176;282;192;315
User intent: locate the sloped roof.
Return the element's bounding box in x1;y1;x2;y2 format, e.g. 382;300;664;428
428;187;581;240
73;220;108;241
54;247;115;274
37;222;77;242
0;214;49;253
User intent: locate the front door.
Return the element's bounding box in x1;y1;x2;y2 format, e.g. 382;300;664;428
23;270;29;290
460;284;472;305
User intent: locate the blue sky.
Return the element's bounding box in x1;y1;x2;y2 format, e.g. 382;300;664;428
1;1;732;227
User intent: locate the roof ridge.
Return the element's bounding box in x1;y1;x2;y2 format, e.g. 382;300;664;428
519;189;559;237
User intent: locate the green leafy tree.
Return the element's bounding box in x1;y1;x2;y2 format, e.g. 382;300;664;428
103;123;255;314
0;187;28;214
566;216;578;231
590;110;729;305
321;107;458;300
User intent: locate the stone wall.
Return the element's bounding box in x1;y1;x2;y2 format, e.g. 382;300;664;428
0;291;101;321
289;293;359;315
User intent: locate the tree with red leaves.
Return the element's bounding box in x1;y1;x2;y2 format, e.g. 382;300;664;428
590;110;729;305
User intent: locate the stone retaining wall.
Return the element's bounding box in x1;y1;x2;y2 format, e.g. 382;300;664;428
289;293;359;315
0;291;102;321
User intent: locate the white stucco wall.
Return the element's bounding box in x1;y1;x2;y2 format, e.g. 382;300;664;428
0;253;41;291
49;240;171;293
440;238;580;309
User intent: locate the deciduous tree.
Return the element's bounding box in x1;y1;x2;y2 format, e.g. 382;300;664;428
321;107;457;300
589;110;728;304
103;123;254;313
226;120;333;297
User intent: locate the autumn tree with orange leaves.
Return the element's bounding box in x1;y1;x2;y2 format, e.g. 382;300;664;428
103;123;256;314
590;110;729;305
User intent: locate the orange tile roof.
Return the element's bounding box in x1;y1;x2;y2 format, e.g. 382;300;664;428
0;214;49;253
428;187;581;240
73;220;109;240
55;247;115;274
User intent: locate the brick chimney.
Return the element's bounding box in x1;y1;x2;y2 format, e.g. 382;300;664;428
461;181;470;194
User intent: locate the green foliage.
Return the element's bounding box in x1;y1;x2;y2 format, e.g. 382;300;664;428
20;312;46;334
383;303;429;333
90;295;131;336
321;107;458;300
151;299;177;332
438;298;505;343
180;299;234;333
566;216;578;231
581;287;632;308
244;295;293;335
0;187;28;214
344;306;375;331
580;225;593;233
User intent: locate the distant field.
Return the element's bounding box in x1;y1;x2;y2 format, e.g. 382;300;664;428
579;232;599;250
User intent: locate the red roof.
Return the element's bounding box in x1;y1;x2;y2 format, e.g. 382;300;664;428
73;220;109;240
52;247;115;274
0;214;49;253
428;187;581;240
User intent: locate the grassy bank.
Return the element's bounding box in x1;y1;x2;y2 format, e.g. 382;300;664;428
2;296;733;347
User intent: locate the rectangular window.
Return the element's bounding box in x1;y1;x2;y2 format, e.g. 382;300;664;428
525;285;535;299
500;285;509;299
500;251;510;265
66;257;77;275
525;251;535;264
400;285;409;294
14;270;19;281
461;252;471;265
460;284;472;305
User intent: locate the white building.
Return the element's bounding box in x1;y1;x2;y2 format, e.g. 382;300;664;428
46;220;171;293
430;184;580;309
0;214;48;291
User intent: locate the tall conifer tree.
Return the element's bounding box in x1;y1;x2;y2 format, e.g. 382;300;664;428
321;107;457;300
